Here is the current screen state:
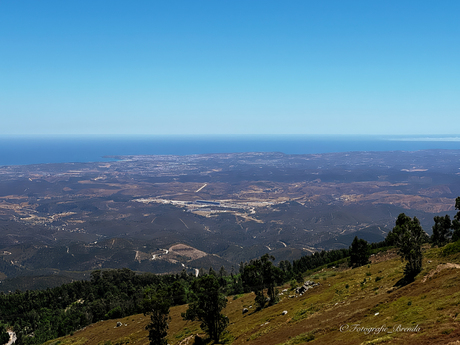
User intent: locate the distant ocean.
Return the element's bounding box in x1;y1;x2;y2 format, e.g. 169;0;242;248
1;135;460;166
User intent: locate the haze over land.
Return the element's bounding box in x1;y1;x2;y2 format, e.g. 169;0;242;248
1;149;460;291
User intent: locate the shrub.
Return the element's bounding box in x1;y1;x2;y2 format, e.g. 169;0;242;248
442;240;460;256
105;306;123;319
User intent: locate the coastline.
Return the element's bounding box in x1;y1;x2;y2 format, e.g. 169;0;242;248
1;135;460;167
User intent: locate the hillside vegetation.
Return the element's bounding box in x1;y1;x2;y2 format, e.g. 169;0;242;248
42;245;460;345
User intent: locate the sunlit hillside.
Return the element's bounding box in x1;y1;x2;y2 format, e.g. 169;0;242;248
43;245;460;345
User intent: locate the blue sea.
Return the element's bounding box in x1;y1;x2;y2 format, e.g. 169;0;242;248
1;135;460;166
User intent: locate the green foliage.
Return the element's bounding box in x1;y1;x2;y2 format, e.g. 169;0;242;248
431;215;452;247
240;254;283;309
0;268;195;345
348;236;371;268
442;240;460;256
278;331;315;345
292;248;351;275
289;279;298;290
105;306;123;320
182;274;228;343
387;213;425;279
168;280;188;305
0;262;241;345
370;245;393;255
143;287;171;345
292;305;319;322
0;323;9;344
174;327;193;339
452;197;460;241
278;260;294;281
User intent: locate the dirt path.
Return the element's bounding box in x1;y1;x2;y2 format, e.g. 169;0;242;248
422;263;460;283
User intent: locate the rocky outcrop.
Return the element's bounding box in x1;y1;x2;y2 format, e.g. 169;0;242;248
295;280;319;295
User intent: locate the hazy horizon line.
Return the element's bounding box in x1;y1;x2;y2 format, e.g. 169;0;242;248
2;134;460;141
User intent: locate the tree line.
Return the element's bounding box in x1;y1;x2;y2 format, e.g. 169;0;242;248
0;268;194;344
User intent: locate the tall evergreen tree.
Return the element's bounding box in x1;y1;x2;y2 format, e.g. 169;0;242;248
388;213;425;279
260;254;282;305
182;274;228;343
143;287;171;345
431;215;452;247
348;236;370;268
240;254;282;309
452;197;460;241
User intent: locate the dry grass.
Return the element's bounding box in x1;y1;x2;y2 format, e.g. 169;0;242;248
42;304;201;345
43;247;460;345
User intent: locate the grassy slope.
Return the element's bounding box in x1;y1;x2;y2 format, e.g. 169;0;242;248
43;247;460;345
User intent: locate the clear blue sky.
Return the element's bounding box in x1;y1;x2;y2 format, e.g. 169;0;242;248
1;1;459;136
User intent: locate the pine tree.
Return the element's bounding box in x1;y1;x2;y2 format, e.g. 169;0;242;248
348;236;371;268
431;215;452;247
389;213;425;279
182;274;228;343
143;287;171;345
240;254;282;309
452;197;460;241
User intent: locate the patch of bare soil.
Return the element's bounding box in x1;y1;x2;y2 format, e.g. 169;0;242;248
369;249;398;264
169;244;207;260
422;263;460;283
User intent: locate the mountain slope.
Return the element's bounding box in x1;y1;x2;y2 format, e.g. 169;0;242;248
43;245;460;345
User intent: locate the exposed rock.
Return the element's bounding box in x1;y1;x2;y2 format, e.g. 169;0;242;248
295;280;318;294
242;308;249;314
282;310;288;315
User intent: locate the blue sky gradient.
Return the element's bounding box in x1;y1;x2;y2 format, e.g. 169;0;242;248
1;1;459;135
